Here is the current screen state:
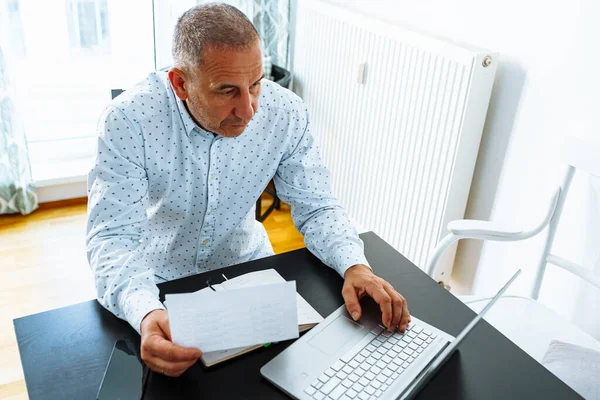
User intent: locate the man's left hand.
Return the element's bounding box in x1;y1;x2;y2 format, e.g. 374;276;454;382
342;264;411;332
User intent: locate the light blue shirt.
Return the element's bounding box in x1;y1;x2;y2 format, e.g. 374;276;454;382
86;72;368;333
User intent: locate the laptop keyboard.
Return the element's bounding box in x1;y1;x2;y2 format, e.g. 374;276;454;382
304;323;437;400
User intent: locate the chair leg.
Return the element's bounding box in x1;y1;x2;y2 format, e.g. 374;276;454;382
255;197;262;220
274;194;281;210
256;181;280;221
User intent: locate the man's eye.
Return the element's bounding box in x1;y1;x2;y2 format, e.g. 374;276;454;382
222;90;234;95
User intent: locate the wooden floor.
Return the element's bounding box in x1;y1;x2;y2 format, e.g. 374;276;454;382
0;196;304;400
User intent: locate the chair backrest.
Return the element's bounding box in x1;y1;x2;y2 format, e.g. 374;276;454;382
532;134;600;299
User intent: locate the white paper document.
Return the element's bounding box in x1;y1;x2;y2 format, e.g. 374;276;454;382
166;281;299;352
217;269;323;326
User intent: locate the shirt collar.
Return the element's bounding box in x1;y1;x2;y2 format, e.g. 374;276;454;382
174;95;201;137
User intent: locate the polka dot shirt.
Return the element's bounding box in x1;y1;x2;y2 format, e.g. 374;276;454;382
86;72;369;333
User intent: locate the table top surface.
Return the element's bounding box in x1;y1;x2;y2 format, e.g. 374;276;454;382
14;232;580;399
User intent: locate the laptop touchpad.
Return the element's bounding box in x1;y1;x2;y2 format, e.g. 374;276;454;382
308;316;365;355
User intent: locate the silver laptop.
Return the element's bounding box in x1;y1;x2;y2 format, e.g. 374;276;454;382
261;270;521;400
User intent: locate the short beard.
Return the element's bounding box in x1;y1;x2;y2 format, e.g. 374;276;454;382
184;98;219;133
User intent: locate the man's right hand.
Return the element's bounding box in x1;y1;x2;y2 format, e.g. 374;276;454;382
140;309;202;377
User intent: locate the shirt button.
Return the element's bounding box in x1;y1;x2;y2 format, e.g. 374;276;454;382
203;240;209;246
207;209;212;215
210;174;215;180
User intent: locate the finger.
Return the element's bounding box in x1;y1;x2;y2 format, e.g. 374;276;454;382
341;284;362;321
146;357;197;377
383;284;404;331
398;299;411;332
146;358;195;376
366;284;392;329
157;315;173;341
150;336;202;362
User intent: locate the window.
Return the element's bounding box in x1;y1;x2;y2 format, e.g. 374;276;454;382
66;0;111;53
5;0;26;56
1;0;290;184
1;0;155;182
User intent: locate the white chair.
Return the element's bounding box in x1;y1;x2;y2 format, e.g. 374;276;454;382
426;135;600;363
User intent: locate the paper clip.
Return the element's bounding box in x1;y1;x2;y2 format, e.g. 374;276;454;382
206;279;216;292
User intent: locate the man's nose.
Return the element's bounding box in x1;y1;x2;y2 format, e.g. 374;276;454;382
234;90;255;121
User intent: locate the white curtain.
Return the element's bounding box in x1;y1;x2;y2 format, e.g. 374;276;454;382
251;0;290;69
201;0;291;69
0;5;38;215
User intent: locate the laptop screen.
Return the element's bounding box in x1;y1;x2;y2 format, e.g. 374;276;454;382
399;269;521;400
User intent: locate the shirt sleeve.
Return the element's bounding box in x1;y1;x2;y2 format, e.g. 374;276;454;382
273;105;370;277
86;106;165;334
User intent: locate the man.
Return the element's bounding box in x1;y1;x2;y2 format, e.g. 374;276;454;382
87;3;410;378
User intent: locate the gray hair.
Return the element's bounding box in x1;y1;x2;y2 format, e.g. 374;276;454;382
172;3;260;73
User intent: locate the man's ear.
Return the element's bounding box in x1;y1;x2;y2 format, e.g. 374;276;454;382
168;67;189;100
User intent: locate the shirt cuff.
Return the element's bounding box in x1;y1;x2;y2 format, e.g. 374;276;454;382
122;290;166;335
329;243;371;277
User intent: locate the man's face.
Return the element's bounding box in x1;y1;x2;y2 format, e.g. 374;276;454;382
171;41;264;138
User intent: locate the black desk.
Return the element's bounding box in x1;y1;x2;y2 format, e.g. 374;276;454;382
14;232;579;399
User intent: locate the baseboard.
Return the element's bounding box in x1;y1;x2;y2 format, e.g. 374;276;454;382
36;180;88;203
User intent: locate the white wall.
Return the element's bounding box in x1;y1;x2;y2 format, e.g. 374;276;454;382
324;0;600;336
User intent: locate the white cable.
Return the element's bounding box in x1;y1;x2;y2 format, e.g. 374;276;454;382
462;294;531;305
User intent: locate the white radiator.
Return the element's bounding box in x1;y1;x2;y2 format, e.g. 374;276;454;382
292;0;498;283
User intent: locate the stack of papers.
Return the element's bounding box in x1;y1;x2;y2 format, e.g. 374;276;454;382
164;269;324;366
